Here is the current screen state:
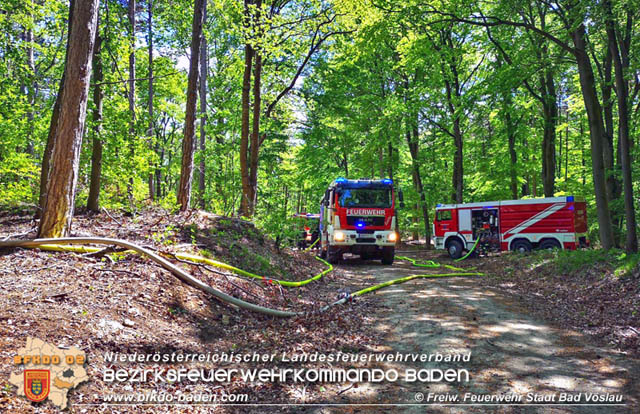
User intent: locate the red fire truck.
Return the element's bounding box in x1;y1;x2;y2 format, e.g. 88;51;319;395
319;178;403;264
433;196;588;259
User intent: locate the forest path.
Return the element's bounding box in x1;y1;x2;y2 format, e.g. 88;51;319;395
320;254;640;414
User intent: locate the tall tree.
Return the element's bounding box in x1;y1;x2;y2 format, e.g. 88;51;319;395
424;2;616;248
38;0;75;216
198;0;208;209
604;0;637;252
147;0;155;201
177;0;206;211
239;0;254;216
87;18;104;212
127;0;136;208
38;0;100;237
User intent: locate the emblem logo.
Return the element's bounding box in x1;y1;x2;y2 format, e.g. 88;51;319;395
24;370;50;402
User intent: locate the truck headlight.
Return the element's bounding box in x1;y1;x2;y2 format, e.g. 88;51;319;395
388;232;398;242
334;231;345;242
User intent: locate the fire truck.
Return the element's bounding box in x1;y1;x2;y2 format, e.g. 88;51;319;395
433;196;588;259
319;178;403;264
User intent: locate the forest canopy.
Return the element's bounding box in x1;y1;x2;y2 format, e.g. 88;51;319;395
1;0;638;251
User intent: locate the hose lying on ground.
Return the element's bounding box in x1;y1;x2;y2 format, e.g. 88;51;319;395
398;235;481;268
303;238;319;251
454;236;481;262
395;256;465;271
0;237;483;317
8;240;333;288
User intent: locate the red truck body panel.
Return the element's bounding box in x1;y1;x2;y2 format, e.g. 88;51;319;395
433;196;588;253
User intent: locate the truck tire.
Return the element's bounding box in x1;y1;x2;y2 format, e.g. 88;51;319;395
447;239;464;259
320;248;327;259
381;247;395;265
539;239;562;250
512;239;532;253
327;246;341;264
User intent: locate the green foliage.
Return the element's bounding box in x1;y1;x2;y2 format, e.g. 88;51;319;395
547;248;640;278
0;153;39;208
0;0;639;254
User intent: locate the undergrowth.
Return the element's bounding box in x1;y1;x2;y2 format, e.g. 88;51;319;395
546;248;639;277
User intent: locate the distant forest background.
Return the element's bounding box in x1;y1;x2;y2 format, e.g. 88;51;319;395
0;0;638;251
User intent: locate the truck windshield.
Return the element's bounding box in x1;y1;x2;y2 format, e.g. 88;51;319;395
337;188;391;208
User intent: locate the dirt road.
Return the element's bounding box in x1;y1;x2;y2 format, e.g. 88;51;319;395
320;255;640;413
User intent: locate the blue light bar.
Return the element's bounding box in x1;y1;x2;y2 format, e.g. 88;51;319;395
567;196;574;202
381;178;393;185
335;177;348;184
356;222;365;229
436;203;443;207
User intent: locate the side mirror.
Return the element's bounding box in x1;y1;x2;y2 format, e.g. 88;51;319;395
398;190;405;208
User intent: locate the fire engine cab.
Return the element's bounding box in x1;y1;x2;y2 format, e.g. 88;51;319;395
433;196;588;259
319;178;402;264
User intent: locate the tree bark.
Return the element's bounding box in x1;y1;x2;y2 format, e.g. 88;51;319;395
198;2;207;209
248;52;262;216
239;0;254;217
502;89;518;200
87;26;103;212
407;122;431;246
442;54;463;203
25;11;35;153
605;1;637;252
571;24;615;249
147;0;155;201
601;47;618;203
38;0;74;217
127;0;136;208
540;69;557;197
38;0;99;238
177;0;206;211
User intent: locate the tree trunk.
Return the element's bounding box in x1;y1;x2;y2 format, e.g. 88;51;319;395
26;15;35;153
198;1;208;209
127;0;136;208
502;90;518;200
443;74;463;203
571;24;615;249
540;70;557;197
407;122;431;247
87;27;103;212
38;0;99;238
38;0;75;217
605;2;637;252
147;0;155;201
177;0;206;211
601;47;618;203
248;52;262;217
452;118;463;203
239;0;254;217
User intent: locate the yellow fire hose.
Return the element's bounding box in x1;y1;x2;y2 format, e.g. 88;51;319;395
19;241;331;288
397;236;481;268
303;238;319;251
0;237;482;317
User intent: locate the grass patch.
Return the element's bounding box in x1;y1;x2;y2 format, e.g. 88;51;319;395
549;248;640;277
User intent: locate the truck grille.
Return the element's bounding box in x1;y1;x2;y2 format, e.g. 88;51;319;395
356;237;376;243
347;216;385;226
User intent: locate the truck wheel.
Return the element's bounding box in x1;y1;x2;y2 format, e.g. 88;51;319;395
327;247;341;264
447;239;464;259
381;247;395;265
512;239;532;253
539;239;562;250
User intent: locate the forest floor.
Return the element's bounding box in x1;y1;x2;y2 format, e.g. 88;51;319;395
0;209;639;413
